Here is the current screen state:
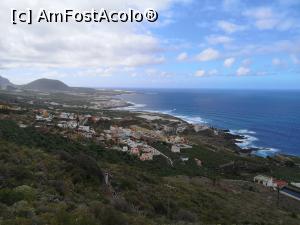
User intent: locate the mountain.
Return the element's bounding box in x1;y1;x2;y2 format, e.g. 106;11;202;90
22;78;72;92
0;76;14;89
0;76;95;93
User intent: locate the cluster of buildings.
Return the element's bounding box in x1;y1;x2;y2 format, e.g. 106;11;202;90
0;104;22;111
102;126;166;161
34;110;98;138
32;108;193;162
253;175;288;190
254;175;300;201
35;109;53;123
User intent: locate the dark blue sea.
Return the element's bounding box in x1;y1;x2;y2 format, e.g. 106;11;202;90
118;89;300;157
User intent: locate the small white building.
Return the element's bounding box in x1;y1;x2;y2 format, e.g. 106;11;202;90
195;158;203;167
66;121;78;129
180;156;189;162
78;126;90;132
171;145;181;153
35;115;45;121
254;175;274;187
59;112;75;120
19;124;28;128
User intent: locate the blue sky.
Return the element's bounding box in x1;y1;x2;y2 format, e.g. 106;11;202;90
1;0;300;89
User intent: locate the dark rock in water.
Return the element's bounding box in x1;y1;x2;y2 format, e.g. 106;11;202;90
224;132;244;140
239;149;253;154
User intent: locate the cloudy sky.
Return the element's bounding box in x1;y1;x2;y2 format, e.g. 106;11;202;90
1;0;300;89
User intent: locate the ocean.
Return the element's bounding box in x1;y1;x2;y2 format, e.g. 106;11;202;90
118;89;300;157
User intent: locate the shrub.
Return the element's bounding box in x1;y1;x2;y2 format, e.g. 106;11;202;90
0;189;24;206
111;198;131;213
174;209;198;222
14;185;35;201
11;200;35;218
99;206;128;225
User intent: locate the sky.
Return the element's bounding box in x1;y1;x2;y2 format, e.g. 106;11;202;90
0;0;300;89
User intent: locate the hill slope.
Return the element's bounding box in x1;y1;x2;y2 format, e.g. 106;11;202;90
22;78;71;92
0;120;299;225
0;76;14;89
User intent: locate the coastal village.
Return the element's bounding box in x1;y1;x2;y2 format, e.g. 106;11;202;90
1;85;300;212
0;100;196;164
1;97;300;202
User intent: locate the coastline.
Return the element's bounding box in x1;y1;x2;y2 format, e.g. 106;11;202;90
113;94;287;158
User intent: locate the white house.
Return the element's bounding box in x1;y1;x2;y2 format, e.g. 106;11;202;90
35;115;45;121
171;145;181;153
66;121;78;129
254;175;274;188
180;156;189;162
78;125;90;132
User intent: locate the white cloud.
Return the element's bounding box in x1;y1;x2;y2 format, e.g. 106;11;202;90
236;66;250;76
0;0;191;71
196;48;220;61
195;70;206;77
177;52;188;61
291;55;300;64
224;57;235;67
223;0;240;11
206;35;233;45
242;58;252;66
278;0;300;6
243;7;295;31
217;20;244;33
272;58;284;66
208;69;218;76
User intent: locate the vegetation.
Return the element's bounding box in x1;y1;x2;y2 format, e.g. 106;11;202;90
1;120;300;224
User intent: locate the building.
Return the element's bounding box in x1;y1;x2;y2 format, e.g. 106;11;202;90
178;144;193;149
273;179;288;189
166;136;187;144
35;115;45;121
0;104;10;110
254;175;274;188
59;112;75;120
19;124;28;128
78;126;91;132
140;153;153;161
180;156;189;162
171;145;181;153
194;124;209;132
195;158;203;167
130;147;140;155
66;121;78;129
90;116;100;123
254;175;287;190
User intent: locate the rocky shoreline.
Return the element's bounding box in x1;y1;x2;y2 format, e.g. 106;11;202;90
113;96;298;160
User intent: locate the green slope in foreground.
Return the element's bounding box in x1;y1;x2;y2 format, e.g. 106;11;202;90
0;121;300;225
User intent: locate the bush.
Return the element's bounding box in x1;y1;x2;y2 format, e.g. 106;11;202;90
0;189;24;206
174;209;198;222
14;185;35;201
151;200;167;215
11;200;35;218
111;198;131;213
98;206;128;225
